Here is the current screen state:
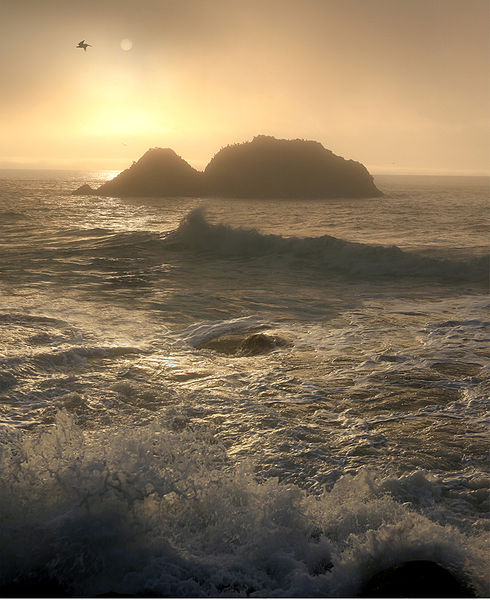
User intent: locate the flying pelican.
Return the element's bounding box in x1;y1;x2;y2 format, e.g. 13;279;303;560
76;40;91;51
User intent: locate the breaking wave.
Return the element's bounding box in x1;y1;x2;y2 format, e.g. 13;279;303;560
0;412;487;597
5;209;487;285
162;208;488;283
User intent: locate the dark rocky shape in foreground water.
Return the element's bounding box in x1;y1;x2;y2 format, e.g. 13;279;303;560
204;135;382;198
197;329;289;356
74;136;382;198
236;332;288;356
359;560;475;598
95;148;203;197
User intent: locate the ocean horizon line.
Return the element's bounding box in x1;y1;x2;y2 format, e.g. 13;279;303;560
0;166;489;178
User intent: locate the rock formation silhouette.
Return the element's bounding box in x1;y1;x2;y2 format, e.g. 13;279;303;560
95;148;203;197
204;135;381;198
74;136;382;198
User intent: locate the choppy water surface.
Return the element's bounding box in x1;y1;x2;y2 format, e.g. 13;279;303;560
0;170;488;596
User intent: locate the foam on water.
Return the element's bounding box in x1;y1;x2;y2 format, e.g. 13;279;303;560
0;412;487;597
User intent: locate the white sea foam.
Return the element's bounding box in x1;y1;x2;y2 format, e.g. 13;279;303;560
0;412;487;597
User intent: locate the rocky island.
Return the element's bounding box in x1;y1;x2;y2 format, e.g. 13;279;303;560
94;148;203;197
75;135;382;198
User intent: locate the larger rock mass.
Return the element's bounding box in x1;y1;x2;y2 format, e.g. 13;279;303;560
203;135;381;198
79;135;382;199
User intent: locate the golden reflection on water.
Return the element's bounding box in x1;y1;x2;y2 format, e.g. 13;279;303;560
92;170;123;182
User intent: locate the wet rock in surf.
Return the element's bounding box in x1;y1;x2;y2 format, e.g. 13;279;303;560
237;332;288;356
199;331;288;356
198;332;248;355
359;560;475;598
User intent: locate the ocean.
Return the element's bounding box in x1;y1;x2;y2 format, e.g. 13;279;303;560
0;170;488;596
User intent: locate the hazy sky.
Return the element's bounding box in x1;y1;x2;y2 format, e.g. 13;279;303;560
1;0;488;173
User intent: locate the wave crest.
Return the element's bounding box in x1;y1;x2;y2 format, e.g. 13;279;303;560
162;208;487;283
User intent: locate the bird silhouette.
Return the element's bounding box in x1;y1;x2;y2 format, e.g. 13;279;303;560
76;40;92;51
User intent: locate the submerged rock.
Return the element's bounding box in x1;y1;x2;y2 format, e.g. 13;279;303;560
77;135;382;199
359;560;475;598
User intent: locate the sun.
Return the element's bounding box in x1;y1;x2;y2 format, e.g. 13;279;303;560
120;39;133;51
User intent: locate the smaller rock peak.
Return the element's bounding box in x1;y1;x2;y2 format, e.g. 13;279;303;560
139;147;179;161
132;147;193;172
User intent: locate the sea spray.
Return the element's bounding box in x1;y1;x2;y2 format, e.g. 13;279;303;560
0;411;486;597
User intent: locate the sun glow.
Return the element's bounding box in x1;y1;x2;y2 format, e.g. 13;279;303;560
80;106;166;138
74;71;171;140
